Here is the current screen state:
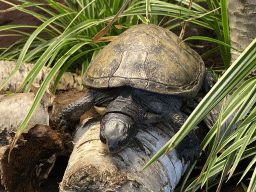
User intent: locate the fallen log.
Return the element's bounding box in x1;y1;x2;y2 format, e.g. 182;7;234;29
60;114;190;192
60;98;235;192
0;92;50;132
0;60;82;92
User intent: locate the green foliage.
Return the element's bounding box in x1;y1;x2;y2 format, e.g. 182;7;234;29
1;0;256;191
144;38;256;192
0;0;143;139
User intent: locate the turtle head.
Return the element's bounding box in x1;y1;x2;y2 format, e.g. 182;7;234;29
100;113;136;153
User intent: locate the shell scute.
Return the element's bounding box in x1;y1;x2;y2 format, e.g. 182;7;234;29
83;24;205;97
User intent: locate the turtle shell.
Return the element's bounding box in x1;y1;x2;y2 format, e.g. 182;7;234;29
83;24;205;98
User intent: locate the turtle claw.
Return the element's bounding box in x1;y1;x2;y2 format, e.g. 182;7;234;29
59;115;79;132
59;119;66;128
176;132;202;163
59;117;69;130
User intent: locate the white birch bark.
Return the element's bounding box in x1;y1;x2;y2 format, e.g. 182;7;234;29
0;60;82;92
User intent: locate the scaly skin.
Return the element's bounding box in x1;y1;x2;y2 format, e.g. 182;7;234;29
202;70;216;93
133;89;201;162
60;89;97;131
60;71;216;162
60;88;123;131
100;89;146;153
100;113;135;153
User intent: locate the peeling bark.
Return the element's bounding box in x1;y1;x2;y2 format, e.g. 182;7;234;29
0;92;49;134
60;114;190;192
59;97;235;192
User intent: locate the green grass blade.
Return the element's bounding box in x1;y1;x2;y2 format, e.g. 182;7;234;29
0;12;72;91
220;0;231;65
46;0;74;24
247;165;256;192
201;46;219;58
15;42;88;137
0;38;27;59
143;38;256;170
23;39;56;62
238;152;256;184
5;1;64;33
185;160;226;191
64;0;96;32
52;45;104;93
0;25;38;32
212;78;256;152
229;122;256;178
238;106;256;128
216;128;253;162
15;19;99;92
137;15;149;24
201;101;225;188
184;36;238;51
146;0;150;19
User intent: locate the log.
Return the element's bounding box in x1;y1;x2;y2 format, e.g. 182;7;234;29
60;114;190;192
0;92;50;132
228;0;256;77
228;0;256;63
0;60;82;92
60;98;235;192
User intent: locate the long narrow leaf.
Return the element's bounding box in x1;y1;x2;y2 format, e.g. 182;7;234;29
0;12;73;91
11;42;88;146
238;153;256;184
143;38;256;170
220;0;231;64
228;122;256;179
247;165;256;192
16;20;99;92
184;36;239;51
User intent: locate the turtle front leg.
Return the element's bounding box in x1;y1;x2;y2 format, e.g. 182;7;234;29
60;89;98;131
134;90;202;162
155;96;201;162
168;111;202;162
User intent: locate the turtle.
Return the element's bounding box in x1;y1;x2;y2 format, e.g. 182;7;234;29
60;24;215;162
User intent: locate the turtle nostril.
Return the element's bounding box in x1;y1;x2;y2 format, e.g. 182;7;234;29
109;146;115;152
108;144;120;153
